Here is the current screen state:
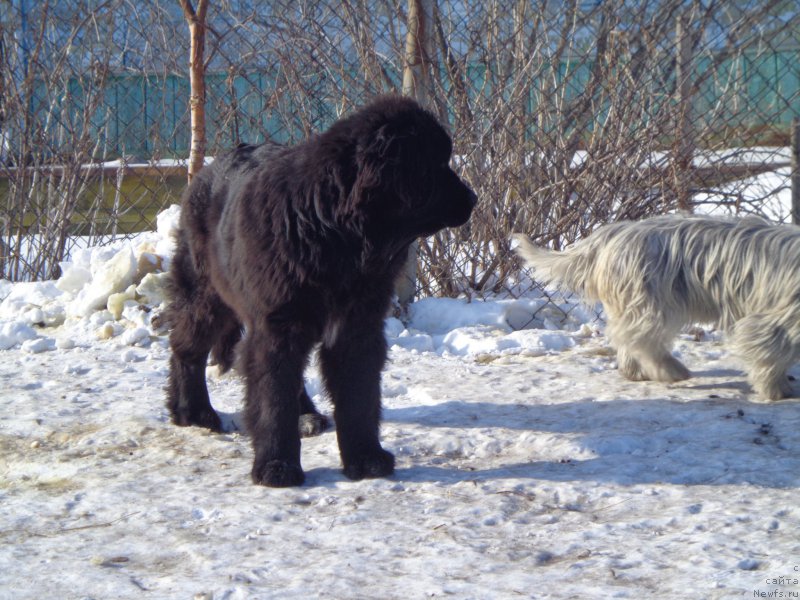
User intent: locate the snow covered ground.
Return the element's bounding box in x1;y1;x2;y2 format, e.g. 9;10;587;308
2;201;800;599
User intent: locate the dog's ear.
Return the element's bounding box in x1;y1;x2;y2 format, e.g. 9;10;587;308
355;123;402;179
340;123;403;214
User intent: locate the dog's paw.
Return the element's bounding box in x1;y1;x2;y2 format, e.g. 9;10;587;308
251;459;305;487
170;407;223;433
299;412;331;438
342;448;395;481
616;349;648;381
621;353;691;383
619;362;647;381
652;356;691;382
751;377;793;402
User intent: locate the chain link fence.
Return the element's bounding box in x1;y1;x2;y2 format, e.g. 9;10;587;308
1;1;799;307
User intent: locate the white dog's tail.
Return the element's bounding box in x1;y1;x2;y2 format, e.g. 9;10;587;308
512;233;595;297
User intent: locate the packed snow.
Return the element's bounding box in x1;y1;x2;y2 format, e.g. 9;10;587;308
2;188;800;599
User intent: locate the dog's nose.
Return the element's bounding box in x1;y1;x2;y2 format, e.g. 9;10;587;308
467;188;478;207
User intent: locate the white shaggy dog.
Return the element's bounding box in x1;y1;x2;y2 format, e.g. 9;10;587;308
514;215;800;401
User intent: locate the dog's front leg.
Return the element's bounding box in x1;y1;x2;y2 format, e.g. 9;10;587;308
242;328;313;487
319;313;395;481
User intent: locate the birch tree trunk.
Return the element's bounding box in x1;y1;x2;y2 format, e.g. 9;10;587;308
398;0;436;307
179;0;209;183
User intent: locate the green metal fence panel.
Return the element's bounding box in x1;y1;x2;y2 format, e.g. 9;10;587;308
23;46;800;160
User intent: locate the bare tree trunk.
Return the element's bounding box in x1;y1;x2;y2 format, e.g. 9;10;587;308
402;0;434;104
179;0;209;184
398;0;436;307
792;118;800;225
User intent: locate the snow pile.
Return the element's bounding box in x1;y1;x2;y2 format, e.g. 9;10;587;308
0;204;180;351
385;296;596;358
0;203;598;361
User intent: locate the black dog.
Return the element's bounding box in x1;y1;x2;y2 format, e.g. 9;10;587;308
165;95;477;487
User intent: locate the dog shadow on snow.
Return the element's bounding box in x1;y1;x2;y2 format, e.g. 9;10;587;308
210;368;800;489
377;385;800;490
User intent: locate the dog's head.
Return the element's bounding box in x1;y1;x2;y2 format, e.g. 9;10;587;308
328;96;477;240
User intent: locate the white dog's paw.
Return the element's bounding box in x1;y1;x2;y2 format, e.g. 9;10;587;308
617;349;648;381
751;377;793;402
617;349;690;383
650;355;691;382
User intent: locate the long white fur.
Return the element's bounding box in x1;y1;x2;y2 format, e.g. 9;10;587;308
513;215;800;401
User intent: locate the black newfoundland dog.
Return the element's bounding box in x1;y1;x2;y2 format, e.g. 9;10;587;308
165;95;477;487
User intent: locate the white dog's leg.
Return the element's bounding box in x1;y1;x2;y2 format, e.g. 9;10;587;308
616;346;647;381
730;312;799;401
616;344;690;382
749;371;793;402
608;314;690;383
641;350;692;382
746;354;793;401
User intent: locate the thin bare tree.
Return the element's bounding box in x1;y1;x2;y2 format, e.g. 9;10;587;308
179;0;210;183
398;0;437;306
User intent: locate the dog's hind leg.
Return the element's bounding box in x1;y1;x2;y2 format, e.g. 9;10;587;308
209;317;243;373
298;388;331;437
206;317;329;437
748;365;794;402
729;312;799;401
166;238;235;432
